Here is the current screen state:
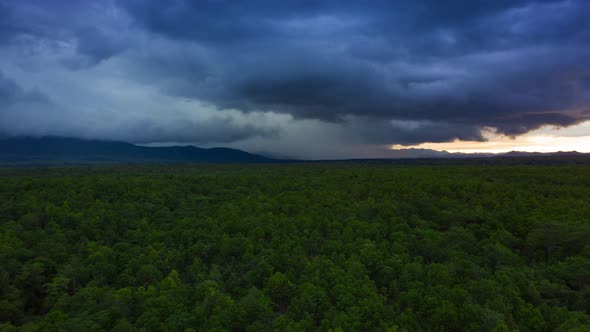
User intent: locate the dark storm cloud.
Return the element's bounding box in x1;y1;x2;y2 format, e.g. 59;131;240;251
61;27;127;69
0;107;276;145
116;118;278;145
0;0;128;67
113;0;590;144
0;71;49;105
1;0;589;149
0;73;275;143
349;118;486;145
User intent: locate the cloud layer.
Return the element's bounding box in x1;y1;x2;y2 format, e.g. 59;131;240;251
0;0;589;157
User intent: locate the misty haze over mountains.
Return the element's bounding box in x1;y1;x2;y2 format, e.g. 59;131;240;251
0;137;587;165
0;137;273;164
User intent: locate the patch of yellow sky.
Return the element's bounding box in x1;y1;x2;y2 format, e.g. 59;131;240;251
392;121;590;153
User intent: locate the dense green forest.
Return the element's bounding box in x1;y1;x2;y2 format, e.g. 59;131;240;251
1;164;589;331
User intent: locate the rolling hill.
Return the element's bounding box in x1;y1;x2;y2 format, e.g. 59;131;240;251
0;137;275;164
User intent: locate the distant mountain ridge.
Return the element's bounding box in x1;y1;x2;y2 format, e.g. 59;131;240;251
380;148;587;159
0;136;588;165
0;136;275;164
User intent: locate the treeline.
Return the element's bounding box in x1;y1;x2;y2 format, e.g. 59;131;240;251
1;165;589;331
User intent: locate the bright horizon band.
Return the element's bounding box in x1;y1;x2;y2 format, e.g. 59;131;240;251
393;122;590;153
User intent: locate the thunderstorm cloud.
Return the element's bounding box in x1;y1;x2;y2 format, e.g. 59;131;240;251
0;0;589;158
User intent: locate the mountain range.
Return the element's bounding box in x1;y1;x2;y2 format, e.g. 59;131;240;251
380;148;586;159
0;137;274;164
0;136;587;165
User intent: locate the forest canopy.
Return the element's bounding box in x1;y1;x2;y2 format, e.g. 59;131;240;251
1;164;589;331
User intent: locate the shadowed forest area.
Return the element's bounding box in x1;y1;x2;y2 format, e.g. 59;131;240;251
1;164;589;331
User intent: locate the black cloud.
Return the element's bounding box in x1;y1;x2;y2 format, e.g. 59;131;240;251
114;0;590;144
0;0;128;67
0;71;49;105
1;0;589;149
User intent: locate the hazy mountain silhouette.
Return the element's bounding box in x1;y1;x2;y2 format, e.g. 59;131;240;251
0;137;275;164
1;136;588;165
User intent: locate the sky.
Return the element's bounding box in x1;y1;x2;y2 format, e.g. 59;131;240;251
0;0;589;159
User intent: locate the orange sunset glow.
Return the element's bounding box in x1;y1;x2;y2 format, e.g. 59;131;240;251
393;122;590;154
